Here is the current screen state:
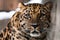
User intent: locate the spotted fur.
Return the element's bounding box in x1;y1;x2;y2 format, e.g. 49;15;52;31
0;2;53;40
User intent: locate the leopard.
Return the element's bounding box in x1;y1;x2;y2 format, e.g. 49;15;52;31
0;2;53;40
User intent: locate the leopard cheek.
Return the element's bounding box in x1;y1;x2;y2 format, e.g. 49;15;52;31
25;26;34;33
28;26;34;32
36;27;40;31
27;26;34;31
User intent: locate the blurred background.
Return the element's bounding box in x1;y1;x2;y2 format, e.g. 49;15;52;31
0;0;60;40
0;0;30;11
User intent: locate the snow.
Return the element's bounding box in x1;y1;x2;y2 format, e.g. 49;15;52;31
25;0;42;4
0;11;15;20
0;7;20;20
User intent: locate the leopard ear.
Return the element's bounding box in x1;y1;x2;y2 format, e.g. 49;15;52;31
18;2;25;9
44;2;53;10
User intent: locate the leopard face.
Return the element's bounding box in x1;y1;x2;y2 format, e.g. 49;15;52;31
11;2;53;38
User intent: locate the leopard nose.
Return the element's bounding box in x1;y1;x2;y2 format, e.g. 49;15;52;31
31;23;38;28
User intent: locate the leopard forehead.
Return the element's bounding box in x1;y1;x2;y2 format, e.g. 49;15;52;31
26;4;42;10
19;4;43;20
19;2;53;15
20;4;43;14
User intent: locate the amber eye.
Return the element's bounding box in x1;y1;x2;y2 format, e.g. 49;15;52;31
24;13;31;19
40;27;47;33
41;13;46;16
41;10;46;16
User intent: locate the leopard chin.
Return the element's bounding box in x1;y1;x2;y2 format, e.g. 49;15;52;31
30;33;41;37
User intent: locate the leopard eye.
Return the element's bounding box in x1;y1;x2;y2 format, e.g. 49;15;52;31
41;10;46;16
41;13;46;16
24;13;31;19
40;27;47;33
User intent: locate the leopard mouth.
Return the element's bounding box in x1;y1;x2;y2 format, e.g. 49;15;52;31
30;33;40;37
30;31;41;37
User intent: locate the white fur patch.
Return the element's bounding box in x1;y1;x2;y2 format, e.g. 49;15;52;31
30;33;40;37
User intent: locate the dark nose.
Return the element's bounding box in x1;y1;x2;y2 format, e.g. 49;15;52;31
31;23;38;28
